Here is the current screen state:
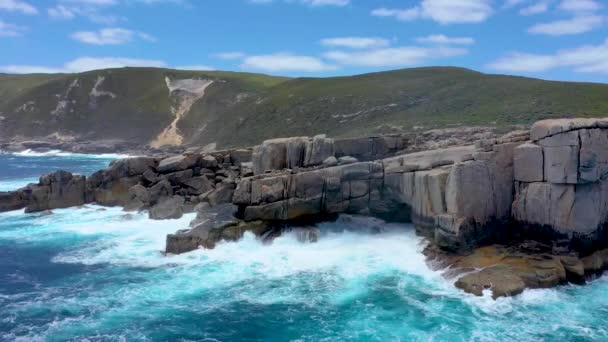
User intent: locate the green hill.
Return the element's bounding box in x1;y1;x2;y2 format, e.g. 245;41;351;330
1;66;607;149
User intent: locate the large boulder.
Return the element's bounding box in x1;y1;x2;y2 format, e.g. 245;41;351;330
149;196;185;220
165;203;270;254
25;171;87;213
304;134;335;166
107;157;157;179
579;128;608;183
252;138;301;175
514;143;543;182
530;118;608;141
124;184;150;212
230;149;253;166
149;179;173;205
208;183;236;206
0;190;28;212
157;154;200;173
181;176;214;196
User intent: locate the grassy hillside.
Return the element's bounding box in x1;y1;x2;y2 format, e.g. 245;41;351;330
1;66;607;149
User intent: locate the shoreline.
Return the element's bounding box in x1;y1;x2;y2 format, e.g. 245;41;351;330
3;118;608;299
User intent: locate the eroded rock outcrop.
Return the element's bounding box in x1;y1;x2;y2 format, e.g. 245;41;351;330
6;118;608;299
512;118;608;254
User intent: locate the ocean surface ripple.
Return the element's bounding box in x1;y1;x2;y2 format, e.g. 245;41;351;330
1;153;608;341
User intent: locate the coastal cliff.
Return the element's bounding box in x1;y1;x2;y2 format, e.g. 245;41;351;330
3;118;608;298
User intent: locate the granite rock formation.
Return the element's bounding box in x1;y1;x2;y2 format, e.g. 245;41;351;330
5;118;608;298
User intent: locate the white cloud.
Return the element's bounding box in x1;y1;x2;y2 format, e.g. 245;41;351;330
250;0;349;6
487;38;608;73
60;0;118;6
48;5;76;19
520;2;549;15
0;0;37;14
372;0;493;24
214;52;246;60
371;7;420;21
503;0;526;8
320;37;390;49
71;27;155;45
300;0;349;6
0;57;167;74
324;46;468;67
241;53;337;72
559;0;602;13
486;52;557;72
0;19;26;36
416;34;475;45
528;14;604;35
175;65;215;71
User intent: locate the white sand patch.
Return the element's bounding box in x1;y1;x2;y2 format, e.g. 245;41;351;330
150;78;214;148
90;76;117;99
51;78;79;117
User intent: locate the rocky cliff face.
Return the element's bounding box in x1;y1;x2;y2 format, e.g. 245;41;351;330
512;119;608;254
5;118;608;298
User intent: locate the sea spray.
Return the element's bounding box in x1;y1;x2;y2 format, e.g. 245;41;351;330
2;155;608;340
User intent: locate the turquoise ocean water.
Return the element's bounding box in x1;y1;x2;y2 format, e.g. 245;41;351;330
1;152;608;341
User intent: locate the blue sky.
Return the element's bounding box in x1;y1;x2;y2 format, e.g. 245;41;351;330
0;0;607;82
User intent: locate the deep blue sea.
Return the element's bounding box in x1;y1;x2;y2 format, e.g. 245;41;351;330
1;151;608;341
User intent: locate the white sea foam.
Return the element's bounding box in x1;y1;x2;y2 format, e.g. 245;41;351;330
9;149;131;159
0;178;38;191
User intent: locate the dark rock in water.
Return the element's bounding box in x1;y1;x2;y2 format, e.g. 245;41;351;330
292;227;321;243
25;170;86;213
165;203;270;254
149;196;185;220
124;184;151;212
86;173;142;207
149;180;173;205
157;154;200;173
427;244;575;299
121;213;135;221
0;190;28;212
39;209;54;216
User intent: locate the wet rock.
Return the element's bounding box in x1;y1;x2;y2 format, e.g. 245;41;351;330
25;170;87;213
0;190;28;212
165;204;239;253
149;196;185;220
435;245;568;299
292;227;321;243
39;209;54;216
124;184;150;211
